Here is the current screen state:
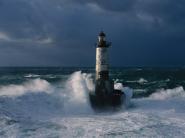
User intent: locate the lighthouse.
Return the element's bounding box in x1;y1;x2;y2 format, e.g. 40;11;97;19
96;31;110;81
89;31;125;108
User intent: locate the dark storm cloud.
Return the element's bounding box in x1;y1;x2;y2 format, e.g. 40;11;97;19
67;0;136;12
73;0;185;30
0;0;184;66
135;0;185;31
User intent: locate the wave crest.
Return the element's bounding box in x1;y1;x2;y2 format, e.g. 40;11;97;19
63;71;93;113
150;86;185;100
0;78;51;97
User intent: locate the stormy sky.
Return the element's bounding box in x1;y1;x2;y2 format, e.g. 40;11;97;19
0;0;185;67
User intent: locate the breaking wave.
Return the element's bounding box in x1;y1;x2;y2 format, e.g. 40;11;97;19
0;71;134;121
0;78;51;97
62;71;94;114
0;71;96;119
24;74;40;78
126;78;148;84
149;86;185;100
1;70;185;137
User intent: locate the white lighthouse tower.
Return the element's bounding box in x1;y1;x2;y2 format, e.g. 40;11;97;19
96;31;110;80
95;31;114;97
89;31;124;107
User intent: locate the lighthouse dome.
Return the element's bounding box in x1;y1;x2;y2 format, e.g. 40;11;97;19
99;31;106;37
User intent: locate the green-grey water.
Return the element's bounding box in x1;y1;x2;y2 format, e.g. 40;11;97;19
0;67;185;137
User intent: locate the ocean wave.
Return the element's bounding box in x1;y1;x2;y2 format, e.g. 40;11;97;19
0;78;51;97
0;71;96;121
113;79;123;83
149;86;185;100
134;89;147;92
138;78;148;84
126;78;148;84
24;74;40;78
63;71;93;114
0;71;134;120
1;71;185;137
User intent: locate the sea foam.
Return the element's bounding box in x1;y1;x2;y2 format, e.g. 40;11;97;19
149;86;185;100
63;71;93;114
1;71;185;137
0;78;51;97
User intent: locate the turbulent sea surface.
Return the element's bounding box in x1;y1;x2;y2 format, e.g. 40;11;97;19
0;67;185;138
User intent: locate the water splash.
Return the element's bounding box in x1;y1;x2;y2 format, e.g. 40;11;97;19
0;78;51;97
0;71;96;121
63;71;93;114
114;83;133;106
149;86;185;100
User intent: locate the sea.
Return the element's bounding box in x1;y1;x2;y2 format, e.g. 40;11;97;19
0;67;185;138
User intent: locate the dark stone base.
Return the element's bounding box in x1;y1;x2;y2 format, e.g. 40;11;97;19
89;79;125;110
89;90;125;110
